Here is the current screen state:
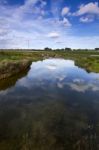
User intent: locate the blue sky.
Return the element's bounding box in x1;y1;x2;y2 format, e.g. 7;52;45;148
0;0;99;49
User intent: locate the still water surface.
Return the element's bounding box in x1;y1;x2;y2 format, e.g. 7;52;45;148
0;59;99;150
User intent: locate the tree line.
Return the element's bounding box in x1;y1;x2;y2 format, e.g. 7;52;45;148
44;47;99;51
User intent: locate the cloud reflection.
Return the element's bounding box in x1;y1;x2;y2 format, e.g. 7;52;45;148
67;78;99;92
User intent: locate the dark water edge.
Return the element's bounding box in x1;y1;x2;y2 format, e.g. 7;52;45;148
0;68;30;91
0;59;99;150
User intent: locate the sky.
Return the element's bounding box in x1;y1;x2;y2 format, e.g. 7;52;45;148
0;0;99;49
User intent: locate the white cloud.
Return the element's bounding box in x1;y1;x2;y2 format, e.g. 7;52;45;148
16;0;47;18
0;0;50;48
61;7;70;16
45;17;72;28
47;32;60;38
76;2;99;16
48;17;72;27
0;0;99;49
62;17;72;27
80;16;94;23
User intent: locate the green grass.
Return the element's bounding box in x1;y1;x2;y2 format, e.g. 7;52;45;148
0;50;99;73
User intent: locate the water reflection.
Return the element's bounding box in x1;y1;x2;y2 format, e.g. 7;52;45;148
0;59;99;150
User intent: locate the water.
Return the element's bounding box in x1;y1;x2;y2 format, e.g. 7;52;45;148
0;59;99;150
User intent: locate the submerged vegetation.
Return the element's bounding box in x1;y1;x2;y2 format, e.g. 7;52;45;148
0;49;99;79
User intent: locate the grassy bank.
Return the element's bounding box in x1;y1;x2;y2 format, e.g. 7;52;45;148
0;59;31;79
0;50;99;79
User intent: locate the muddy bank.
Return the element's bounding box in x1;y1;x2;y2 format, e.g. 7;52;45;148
0;68;29;91
0;60;31;80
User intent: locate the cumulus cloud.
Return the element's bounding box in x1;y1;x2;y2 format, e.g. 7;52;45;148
22;0;47;10
0;0;50;48
0;0;72;48
47;32;60;38
0;0;99;49
47;17;72;27
61;7;70;16
76;2;99;16
16;0;47;18
80;16;94;23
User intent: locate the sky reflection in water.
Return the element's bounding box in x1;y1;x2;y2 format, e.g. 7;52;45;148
1;58;99;95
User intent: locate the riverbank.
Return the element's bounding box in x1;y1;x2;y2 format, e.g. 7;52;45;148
0;50;99;80
0;59;31;80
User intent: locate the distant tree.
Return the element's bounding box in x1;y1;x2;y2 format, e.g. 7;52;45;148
64;47;72;51
44;47;52;51
95;48;99;51
84;49;88;51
